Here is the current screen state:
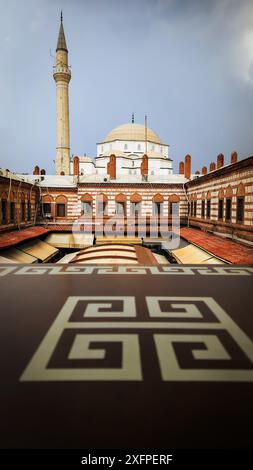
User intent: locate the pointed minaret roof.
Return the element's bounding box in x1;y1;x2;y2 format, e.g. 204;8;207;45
56;12;68;52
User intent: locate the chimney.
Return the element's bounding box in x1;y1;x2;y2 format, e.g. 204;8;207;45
217;153;224;169
73;156;80;176
209;162;216;172
202;166;207;175
41;169;46;175
184;154;191;179
231;151;237;164
107;154;116;179
195;170;200;175
141;154;148;177
33;165;40;175
179;161;184;175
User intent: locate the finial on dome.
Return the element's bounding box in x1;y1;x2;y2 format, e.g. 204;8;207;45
61;10;63;22
132;113;135;123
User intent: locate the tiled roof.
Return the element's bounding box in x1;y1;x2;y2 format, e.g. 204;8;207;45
0;227;49;250
1;226;253;265
180;228;253;264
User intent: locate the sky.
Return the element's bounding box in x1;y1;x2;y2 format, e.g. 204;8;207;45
0;0;253;174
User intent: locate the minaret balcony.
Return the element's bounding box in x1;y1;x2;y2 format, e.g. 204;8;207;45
53;65;71;80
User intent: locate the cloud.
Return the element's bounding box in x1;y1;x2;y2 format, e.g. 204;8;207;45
237;30;253;83
0;0;252;173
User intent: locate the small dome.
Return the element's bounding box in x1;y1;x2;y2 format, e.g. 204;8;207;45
103;123;161;144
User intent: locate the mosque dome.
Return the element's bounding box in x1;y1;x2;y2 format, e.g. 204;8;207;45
103;123;161;144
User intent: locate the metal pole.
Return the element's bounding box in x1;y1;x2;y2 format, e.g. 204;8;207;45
145;115;147;155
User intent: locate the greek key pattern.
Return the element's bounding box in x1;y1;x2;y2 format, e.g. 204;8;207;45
1;265;253;277
20;296;253;382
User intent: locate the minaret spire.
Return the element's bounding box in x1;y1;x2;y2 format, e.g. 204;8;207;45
53;14;71;175
56;12;68;52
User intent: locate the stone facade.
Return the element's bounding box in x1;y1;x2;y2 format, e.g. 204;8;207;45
1;155;252;243
0;172;39;232
186;156;253;242
40;183;186;223
0;17;252;246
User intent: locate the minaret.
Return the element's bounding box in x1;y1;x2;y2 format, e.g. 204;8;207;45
53;12;71;175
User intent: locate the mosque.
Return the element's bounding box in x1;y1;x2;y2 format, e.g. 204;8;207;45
1;14;253;457
52;14;173;181
75;122;172;181
0;15;253;264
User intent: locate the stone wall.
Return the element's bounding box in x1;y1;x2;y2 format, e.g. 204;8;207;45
186;156;253;241
0;175;39;232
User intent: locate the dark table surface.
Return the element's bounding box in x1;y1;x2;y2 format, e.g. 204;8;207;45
0;264;252;449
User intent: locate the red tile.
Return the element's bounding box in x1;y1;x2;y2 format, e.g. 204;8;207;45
180;227;253;264
0;227;49;250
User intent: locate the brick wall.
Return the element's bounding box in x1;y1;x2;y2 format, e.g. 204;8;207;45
39;184;187;223
186;157;253;241
0;176;39;232
1;156;252;243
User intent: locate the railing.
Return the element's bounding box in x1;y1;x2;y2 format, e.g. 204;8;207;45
53;65;71;76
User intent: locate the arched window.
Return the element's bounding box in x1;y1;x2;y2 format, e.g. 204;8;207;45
96;194;108;216
81;193;93;215
189;194;197;217
130;193;142;216
189;194;196;217
193;195;197;218
115;193;127;216
10;191;15;223
56;195;67;217
201;192;205;218
169;194;180;216
225;186;233;198
20;193;26;221
225;186;233;221
206;191;211;219
1;191;7;224
236;183;245;223
27;199;31;221
218;189;224;220
42;195;53;217
190;197;193;217
152;194;164;216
